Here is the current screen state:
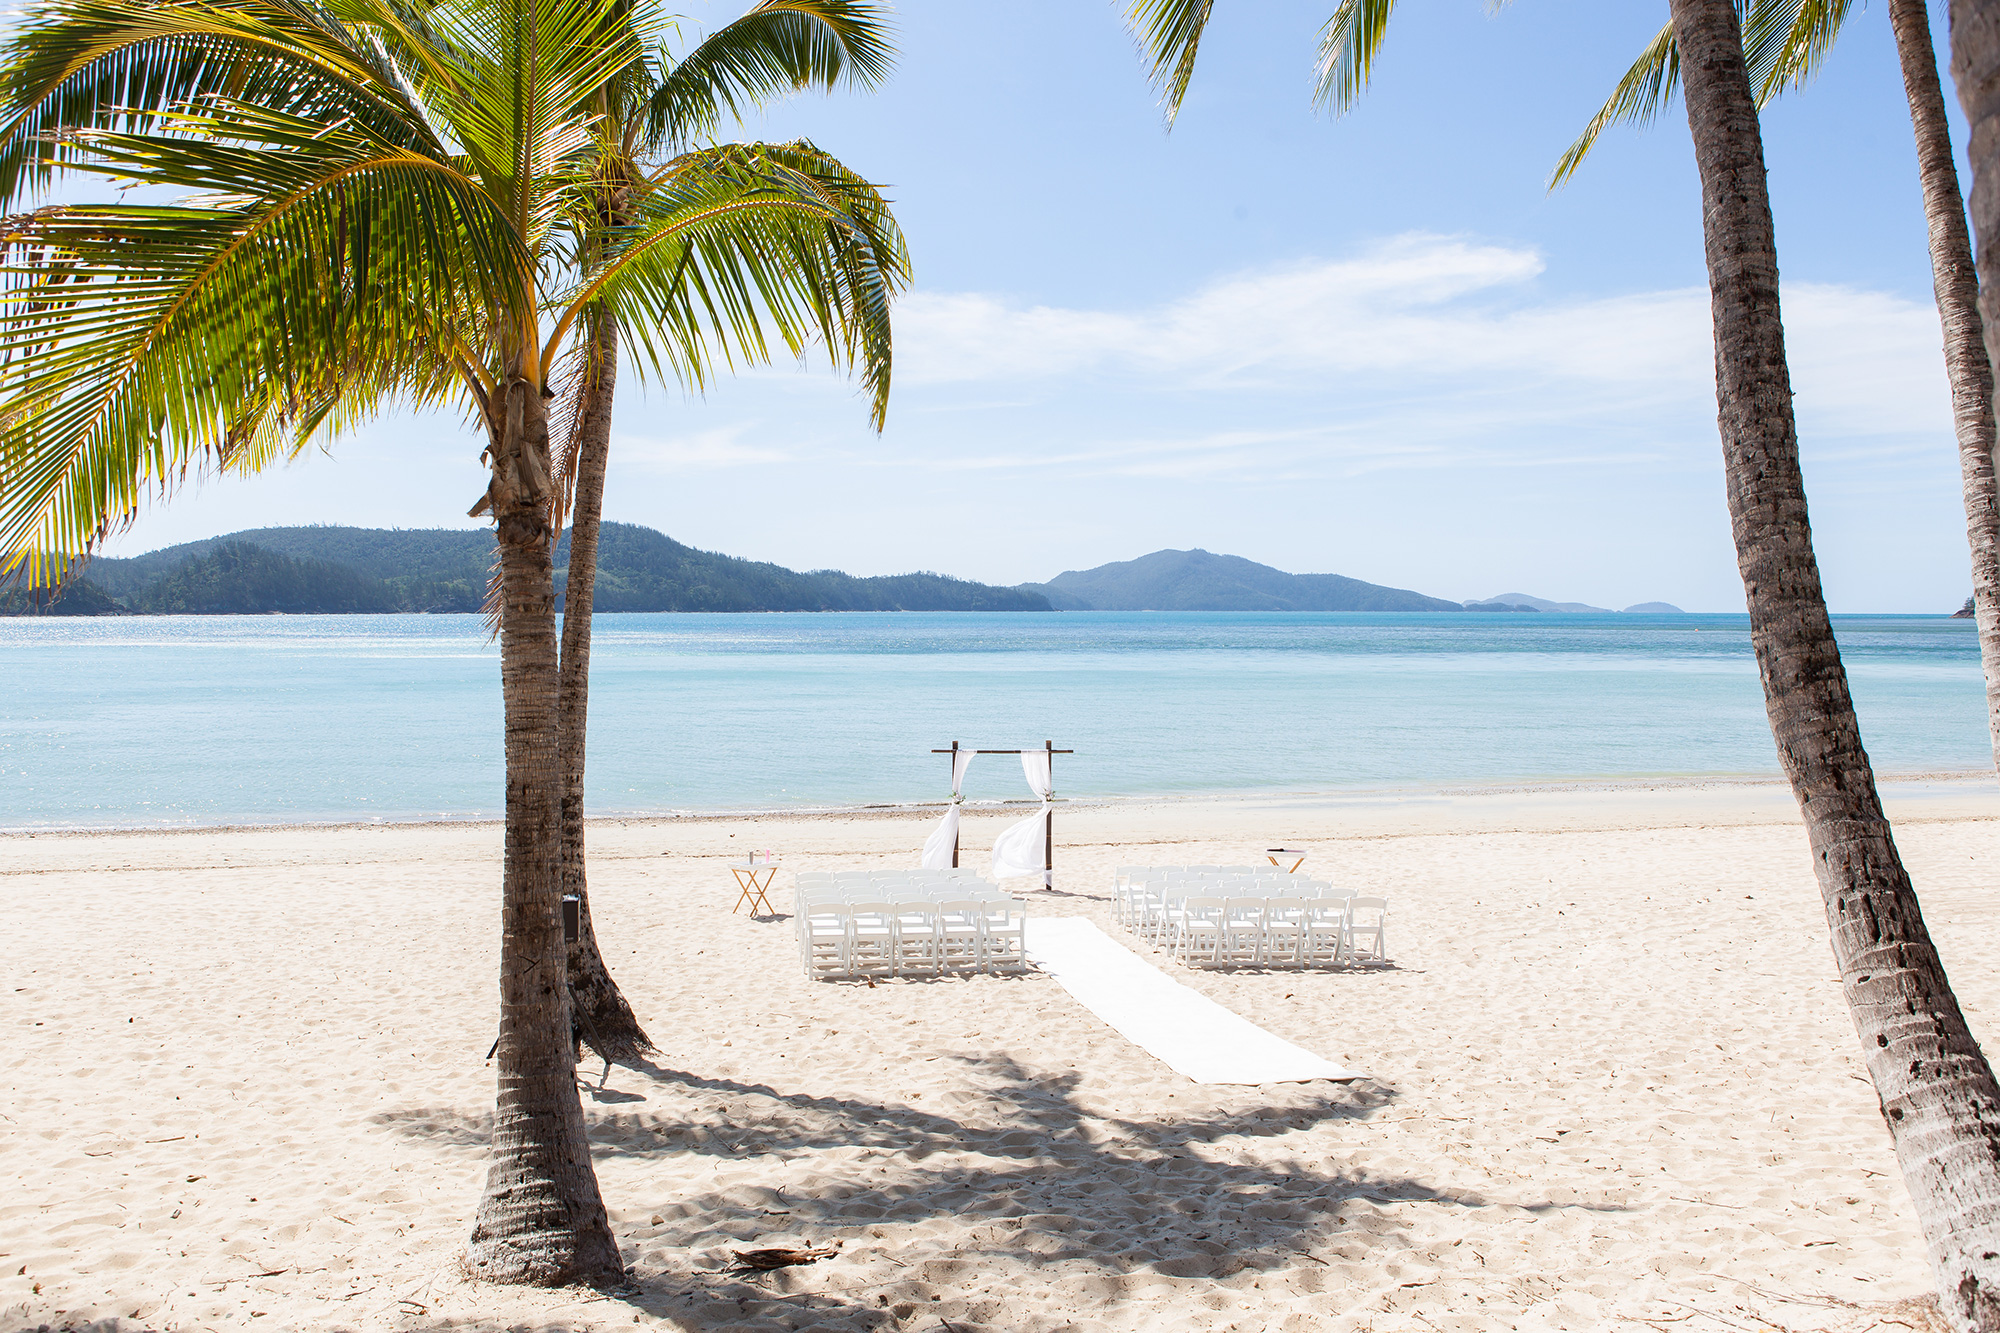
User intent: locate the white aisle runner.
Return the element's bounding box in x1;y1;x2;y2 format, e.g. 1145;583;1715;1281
1024;917;1366;1086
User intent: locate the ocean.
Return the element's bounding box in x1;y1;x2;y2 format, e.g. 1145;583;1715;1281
0;611;1987;830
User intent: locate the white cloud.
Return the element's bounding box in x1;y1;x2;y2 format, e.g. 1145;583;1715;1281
608;234;1956;497
611;424;797;470
890;233;1951;457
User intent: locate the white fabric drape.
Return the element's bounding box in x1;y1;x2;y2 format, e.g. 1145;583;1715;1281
920;750;977;870
1020;748;1051;801
991;748;1054;883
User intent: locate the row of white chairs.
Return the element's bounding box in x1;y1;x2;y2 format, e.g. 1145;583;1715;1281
1115;870;1340;939
1161;895;1387;968
1113;867;1389;968
795;890;1028;980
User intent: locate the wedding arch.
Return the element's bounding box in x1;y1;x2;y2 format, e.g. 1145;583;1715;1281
924;741;1072;887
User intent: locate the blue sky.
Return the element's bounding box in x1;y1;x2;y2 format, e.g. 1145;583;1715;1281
101;1;1974;612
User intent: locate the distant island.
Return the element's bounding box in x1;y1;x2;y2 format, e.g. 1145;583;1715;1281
1017;549;1464;612
1467;593;1685;614
3;529;1690;617
4;523;1051;615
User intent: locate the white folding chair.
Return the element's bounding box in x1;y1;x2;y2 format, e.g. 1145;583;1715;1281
1173;896;1226;966
800;904;852;978
892;902;939;975
1345;897;1389;964
935;900;984;971
1262;897;1308;967
1303;899;1347;966
1149;885;1189;946
1220;897;1266;966
1132;877;1169;941
1112;867;1144;924
978;900;1027;971
845;902;898;976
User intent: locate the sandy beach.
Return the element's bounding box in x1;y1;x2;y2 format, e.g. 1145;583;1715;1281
6;777;1999;1332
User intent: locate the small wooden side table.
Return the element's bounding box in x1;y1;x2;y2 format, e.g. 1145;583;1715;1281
731;864;778;915
1266;848;1308;874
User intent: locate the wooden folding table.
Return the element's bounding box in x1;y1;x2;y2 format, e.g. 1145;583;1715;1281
731;863;778;915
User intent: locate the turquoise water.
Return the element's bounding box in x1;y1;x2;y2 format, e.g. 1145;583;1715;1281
0;612;1987;830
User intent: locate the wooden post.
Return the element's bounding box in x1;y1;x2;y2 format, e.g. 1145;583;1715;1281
1044;738;1054;890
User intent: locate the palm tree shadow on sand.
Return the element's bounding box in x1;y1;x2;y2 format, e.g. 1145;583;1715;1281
380;1052;1632;1331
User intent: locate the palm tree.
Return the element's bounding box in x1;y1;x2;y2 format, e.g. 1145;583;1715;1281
1555;0;2000;781
0;0;902;1283
1124;1;2000;1324
552;0;898;1064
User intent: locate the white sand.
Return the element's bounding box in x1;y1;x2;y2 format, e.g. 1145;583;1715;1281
5;777;1999;1332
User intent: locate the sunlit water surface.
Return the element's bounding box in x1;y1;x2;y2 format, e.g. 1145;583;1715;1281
0;611;1985;829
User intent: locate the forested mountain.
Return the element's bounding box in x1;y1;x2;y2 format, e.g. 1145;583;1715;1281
566;523;1047;612
79;526;492;611
127;543;404;614
1019;549;1464;612
3;523;1049;615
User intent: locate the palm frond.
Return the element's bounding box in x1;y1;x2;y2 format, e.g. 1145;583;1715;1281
1745;0;1852;99
1123;0;1212;127
644;0;892;151
0;0;451;207
1312;0;1398;116
1550;20;1676;187
0;115;524;580
417;0;639;247
547;139;902;428
1553;0;1852;188
544;301;595;532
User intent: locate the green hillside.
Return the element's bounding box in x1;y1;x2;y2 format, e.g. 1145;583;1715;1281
560;523;1047;612
1019;549;1463;612
0;576;125;616
83;526;491;612
10;523;1049;615
127;543;403;614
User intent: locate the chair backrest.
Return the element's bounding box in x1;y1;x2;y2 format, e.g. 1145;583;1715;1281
802;902;849;928
1179;895;1225;923
1223;896;1267;923
846;901;897;930
1265;897;1307;924
978;900;1026;931
1306;898;1347;924
935;900;983;929
1347;897;1387;927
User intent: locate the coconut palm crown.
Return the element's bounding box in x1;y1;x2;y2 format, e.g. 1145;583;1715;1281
0;0;907;585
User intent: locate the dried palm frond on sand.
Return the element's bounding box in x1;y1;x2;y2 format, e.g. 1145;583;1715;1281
731;1244;839;1272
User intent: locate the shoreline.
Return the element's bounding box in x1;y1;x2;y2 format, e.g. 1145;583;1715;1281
7;765;1993;840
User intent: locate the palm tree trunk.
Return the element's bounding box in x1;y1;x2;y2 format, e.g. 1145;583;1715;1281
1889;0;2000;771
465;374;624;1286
1673;2;2000;1327
558;306;653;1063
